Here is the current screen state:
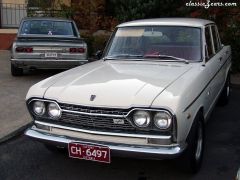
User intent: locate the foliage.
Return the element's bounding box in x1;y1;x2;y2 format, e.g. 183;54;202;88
81;32;110;57
190;7;240;72
224;20;240;72
106;0;186;22
27;0;74;18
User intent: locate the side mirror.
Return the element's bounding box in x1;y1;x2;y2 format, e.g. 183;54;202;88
95;50;103;60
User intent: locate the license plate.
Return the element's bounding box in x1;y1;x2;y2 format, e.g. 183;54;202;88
45;52;57;58
68;142;111;163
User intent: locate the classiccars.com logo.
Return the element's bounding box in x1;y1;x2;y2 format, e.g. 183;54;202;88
186;0;237;9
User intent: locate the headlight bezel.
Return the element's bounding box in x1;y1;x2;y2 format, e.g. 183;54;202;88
153;111;172;130
27;99;62;120
32;101;46;116
48;102;62;119
132;110;151;128
128;108;174;131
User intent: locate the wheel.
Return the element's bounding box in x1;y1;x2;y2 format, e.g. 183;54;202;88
218;74;230;106
182;112;205;173
11;63;23;76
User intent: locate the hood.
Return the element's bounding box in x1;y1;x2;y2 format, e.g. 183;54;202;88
43;60;192;108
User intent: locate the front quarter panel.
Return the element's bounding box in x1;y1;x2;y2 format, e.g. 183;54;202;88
151;63;209;144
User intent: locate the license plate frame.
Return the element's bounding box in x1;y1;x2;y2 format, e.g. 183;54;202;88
68;142;111;163
45;52;58;58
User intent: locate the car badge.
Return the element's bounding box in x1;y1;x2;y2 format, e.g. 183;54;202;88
113;119;125;125
90;95;96;101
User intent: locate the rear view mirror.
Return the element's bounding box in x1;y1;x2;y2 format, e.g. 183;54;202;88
95;50;103;60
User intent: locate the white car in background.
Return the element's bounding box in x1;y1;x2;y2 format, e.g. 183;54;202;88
25;18;231;173
11;17;88;76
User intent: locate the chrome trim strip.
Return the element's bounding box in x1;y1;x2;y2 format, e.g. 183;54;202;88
25;128;184;155
62;109;125;118
62;107;173;119
126;108;173;117
34;121;172;139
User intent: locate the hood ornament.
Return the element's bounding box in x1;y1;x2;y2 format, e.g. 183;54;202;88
90;95;96;101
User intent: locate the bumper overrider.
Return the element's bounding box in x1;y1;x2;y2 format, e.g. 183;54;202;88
25;98;186;159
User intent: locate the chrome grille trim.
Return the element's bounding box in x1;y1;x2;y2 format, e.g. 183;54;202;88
62;109;125;118
59;103;129;118
57;103;133;131
59;111;134;130
34;120;172;139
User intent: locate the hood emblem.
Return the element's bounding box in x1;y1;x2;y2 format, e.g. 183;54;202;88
90;95;96;101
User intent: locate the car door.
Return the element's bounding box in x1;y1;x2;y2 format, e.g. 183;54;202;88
204;25;222;112
211;25;228;89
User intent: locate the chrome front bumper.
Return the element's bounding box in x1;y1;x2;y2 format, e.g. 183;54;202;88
25;123;186;160
11;58;88;69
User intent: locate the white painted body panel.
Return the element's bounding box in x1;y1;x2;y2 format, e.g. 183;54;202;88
26;18;232;145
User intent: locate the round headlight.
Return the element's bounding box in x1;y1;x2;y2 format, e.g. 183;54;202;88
33;101;45;116
154;112;172;129
48;102;61;119
133;110;151;128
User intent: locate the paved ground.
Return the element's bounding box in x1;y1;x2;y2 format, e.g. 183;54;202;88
0;51;61;141
0;88;240;180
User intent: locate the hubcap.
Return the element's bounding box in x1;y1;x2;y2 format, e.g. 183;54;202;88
226;84;230;97
195;122;203;161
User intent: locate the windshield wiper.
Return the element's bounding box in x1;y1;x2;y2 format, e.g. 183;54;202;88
144;54;189;64
104;54;143;60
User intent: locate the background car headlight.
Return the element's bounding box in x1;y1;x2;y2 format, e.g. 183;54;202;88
33;101;45;116
133;110;151;128
154;112;172;129
48;102;61;118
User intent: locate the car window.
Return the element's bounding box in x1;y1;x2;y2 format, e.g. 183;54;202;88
211;25;221;53
20;20;76;36
205;26;214;60
107;26;202;61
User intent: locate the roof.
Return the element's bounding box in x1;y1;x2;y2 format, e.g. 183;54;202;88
22;17;73;22
118;18;214;28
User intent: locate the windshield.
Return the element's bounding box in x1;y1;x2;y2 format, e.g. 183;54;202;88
106;26;202;61
20;20;76;36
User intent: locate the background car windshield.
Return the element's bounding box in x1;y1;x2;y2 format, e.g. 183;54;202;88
20;20;75;36
107;26;201;61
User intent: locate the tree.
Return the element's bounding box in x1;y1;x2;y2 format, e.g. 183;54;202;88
106;0;185;22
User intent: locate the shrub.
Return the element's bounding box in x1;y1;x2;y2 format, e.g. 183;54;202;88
81;31;111;58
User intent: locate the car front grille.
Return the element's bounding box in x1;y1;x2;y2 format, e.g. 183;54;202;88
59;112;135;131
55;103;135;132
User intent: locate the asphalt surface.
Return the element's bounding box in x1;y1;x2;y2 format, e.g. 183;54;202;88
0;89;239;180
0;51;62;140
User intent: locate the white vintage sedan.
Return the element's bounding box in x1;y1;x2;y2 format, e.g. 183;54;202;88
25;18;231;173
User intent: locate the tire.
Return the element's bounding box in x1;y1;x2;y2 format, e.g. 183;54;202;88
182;112;205;173
11;63;23;76
218;74;230;106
